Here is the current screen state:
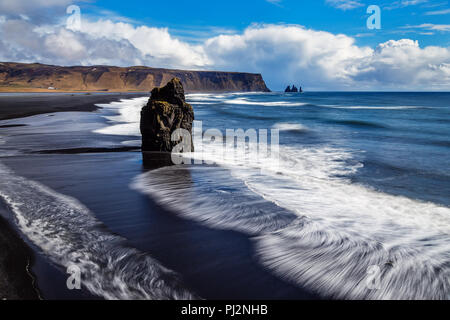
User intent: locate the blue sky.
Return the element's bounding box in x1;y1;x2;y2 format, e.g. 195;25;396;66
85;0;450;47
0;0;449;90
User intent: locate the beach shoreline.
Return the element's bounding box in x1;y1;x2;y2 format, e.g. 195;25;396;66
0;93;149;300
0;92;148;121
0;216;40;300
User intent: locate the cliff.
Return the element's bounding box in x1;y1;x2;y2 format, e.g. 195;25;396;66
0;62;270;93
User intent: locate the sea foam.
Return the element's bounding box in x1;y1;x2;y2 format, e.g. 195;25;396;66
131;142;450;299
100;92;450;299
0;162;195;300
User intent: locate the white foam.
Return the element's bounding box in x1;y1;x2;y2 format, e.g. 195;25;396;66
273;122;309;132
322;105;424;110
224;98;307;107
121;140;141;146
132;142;450;299
94;97;147;136
0;162;195;300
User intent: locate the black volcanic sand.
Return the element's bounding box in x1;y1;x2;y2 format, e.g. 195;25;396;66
0;94;317;300
0;93;145;300
0;93;147;120
1;153;317;300
0;216;39;300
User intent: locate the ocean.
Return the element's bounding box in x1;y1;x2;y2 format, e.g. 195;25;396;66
0;92;449;299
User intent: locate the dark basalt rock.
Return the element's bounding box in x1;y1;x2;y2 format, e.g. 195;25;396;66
291;85;299;93
285;85;292;93
140;78;194;166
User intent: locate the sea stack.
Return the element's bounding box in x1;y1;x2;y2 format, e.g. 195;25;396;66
140;78;194;167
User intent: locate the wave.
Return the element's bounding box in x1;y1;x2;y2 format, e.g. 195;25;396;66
0;162;195;300
273;122;309;132
224;98;308;107
94;97;147;136
132;142;450;299
321;105;426;110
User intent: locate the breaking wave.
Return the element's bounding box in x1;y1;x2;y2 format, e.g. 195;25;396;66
0;162;195;300
273;122;309;132
132;142;450;299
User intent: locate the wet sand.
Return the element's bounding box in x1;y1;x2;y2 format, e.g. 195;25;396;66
0;217;39;299
0;92;146;300
0;93;147;120
0;96;318;300
1;153;317;300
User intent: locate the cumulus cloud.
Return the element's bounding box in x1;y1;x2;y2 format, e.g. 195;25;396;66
0;0;88;25
352;39;450;89
0;15;449;90
203;25;450;90
0;17;145;67
203;25;372;89
79;20;210;68
0;0;73;14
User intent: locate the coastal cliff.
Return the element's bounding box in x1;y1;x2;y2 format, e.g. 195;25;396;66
0;62;270;93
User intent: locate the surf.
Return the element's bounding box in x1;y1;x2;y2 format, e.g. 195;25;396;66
132;141;450;299
0;161;195;300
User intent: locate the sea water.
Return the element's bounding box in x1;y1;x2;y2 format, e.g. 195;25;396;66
0;91;448;299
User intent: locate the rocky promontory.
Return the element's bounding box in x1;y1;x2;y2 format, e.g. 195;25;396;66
0;62;270;93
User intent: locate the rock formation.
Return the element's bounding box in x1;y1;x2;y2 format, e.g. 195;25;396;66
285;85;301;93
140;78;194;166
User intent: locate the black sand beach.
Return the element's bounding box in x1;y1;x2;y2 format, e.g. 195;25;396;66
0;93;146;300
0;93;147;120
0;217;39;299
0;92;319;300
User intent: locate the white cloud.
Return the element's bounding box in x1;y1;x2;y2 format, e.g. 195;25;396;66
79;19;210;69
0;16;449;90
385;0;429;10
0;0;75;15
352;39;450;88
203;25;372;89
203;25;450;90
425;8;450;15
400;0;428;5
266;0;283;6
326;0;365;10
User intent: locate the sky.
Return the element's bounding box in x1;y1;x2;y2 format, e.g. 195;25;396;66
0;0;449;90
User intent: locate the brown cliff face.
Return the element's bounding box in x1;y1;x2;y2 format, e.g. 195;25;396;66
0;62;270;93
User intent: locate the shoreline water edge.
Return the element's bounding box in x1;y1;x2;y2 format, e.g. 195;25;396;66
0;91;449;300
0;93;148;300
